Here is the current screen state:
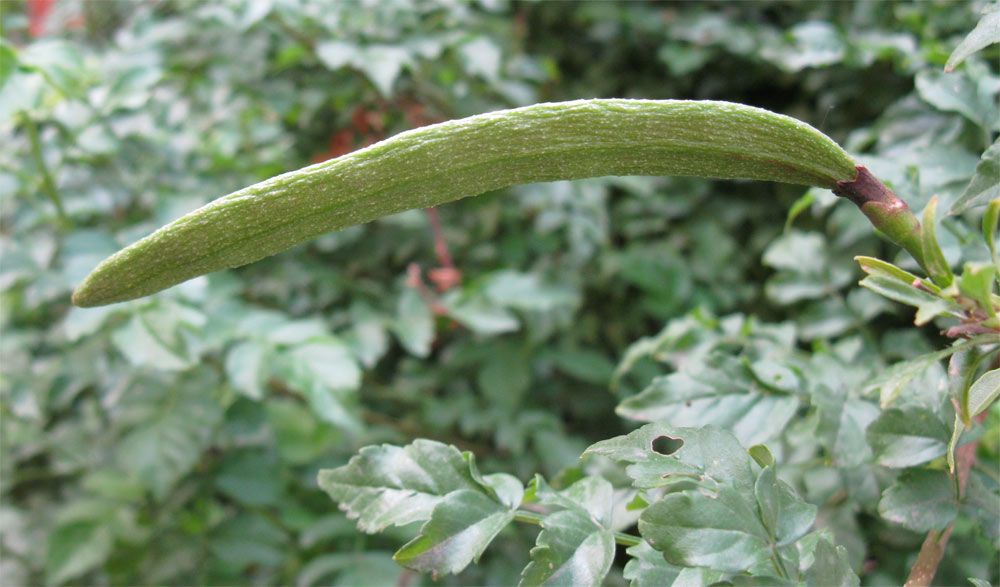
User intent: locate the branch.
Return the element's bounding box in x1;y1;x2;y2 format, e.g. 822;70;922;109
904;411;987;586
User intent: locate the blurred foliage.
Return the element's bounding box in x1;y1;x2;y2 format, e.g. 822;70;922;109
0;0;997;585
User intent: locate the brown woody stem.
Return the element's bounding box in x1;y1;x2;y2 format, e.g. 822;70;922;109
833;166;927;272
903;411;986;586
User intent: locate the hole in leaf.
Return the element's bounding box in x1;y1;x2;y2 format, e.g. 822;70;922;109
651;435;684;455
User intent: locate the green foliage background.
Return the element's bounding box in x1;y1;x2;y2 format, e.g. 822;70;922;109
1;1;997;585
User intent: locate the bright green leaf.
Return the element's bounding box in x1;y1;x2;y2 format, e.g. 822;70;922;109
968;368;1000;417
945;4;1000;72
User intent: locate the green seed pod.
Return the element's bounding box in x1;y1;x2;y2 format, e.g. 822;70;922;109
73;99;860;307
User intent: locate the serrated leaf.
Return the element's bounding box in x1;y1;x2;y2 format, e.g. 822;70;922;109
945;5;1000;72
616;357;799;447
623;541;727;587
317;440;481;533
952;140;1000;213
968;368;1000;417
866;347;957;407
116;389;222;498
520;509;615;587
533;476;614;527
878;469;957;532
638;485;769;573
866;407;950;468
813;386;880;468
585;425;755;494
803;538;860;586
394;489;515;575
916;70;999;130
111;313;192;371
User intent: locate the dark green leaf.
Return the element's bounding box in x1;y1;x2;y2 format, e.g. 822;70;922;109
866;407;950;468
638;485;769;573
585;425;756;494
803;538;860;587
952;140;1000;213
878;468;957;532
47;519;113;585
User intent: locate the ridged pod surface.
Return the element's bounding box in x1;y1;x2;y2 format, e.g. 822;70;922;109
72;99;858;307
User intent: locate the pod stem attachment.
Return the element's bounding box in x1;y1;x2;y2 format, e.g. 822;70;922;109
833;166;928;272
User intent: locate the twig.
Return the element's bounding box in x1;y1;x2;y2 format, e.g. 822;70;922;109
423;207;462;291
904;411;987;586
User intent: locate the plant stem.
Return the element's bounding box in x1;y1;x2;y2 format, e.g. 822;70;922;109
904;411;986;586
21;112;68;222
514;510;642;547
833;166;926;273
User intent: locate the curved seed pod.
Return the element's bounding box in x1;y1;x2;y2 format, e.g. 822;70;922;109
73;99;859;307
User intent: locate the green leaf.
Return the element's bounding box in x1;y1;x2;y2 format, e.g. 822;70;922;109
857;275;943;309
958;263;998;321
866;407;950;468
394;489;515;575
984;198;1000;270
225;340;268;400
520;509;615;587
920;196;954;287
855;256;927;287
813;385;880;468
623;541;728;587
878;469;957;532
441;291;520;335
47;519;113;585
802;538;860;587
945;4;1000;72
952;140;1000;213
116;389;223;498
393;287;434;357
748;445;775;469
638;485;770;573
754;466;817;546
968;368;1000;417
215;449;284;507
915;69;999;130
111;313;193;371
530;476;615;527
288;338;362;390
616;362;799;447
866;347;958;407
585;424;756;493
317;440;482;533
